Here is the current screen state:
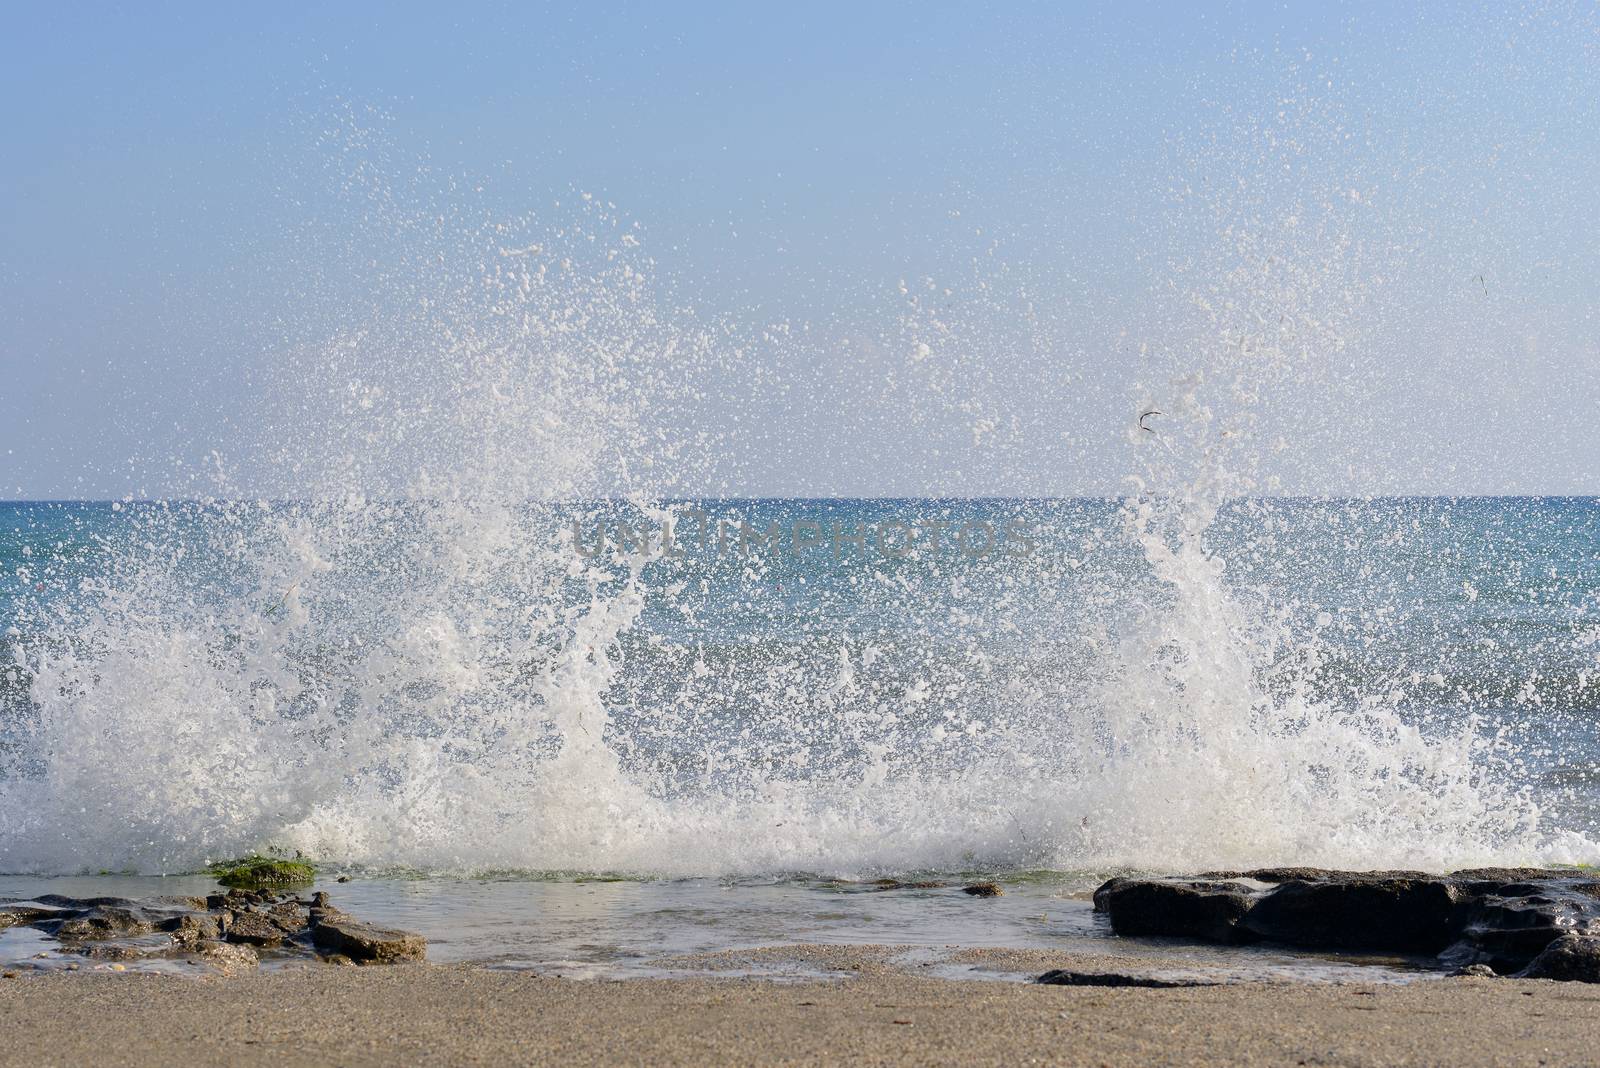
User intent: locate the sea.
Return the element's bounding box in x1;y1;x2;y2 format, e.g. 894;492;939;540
2;495;1597;977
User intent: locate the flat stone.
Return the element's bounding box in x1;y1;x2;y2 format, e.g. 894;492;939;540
310;913;426;963
1036;969;1218;988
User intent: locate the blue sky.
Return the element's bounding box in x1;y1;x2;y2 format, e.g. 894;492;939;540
2;2;1597;498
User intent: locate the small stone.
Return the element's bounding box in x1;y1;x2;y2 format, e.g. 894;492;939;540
311;915;426;963
2;971;17;979
1456;963;1497;978
962;882;1004;898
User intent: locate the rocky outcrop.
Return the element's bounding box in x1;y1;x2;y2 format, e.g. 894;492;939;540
0;887;426;973
1093;868;1600;980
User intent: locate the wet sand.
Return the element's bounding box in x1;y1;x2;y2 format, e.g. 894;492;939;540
4;946;1598;1067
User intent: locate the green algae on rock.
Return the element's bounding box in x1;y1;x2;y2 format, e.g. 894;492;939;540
208;856;316;890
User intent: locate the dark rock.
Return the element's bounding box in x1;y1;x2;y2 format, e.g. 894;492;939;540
1094;877;1255;943
1093;869;1600;980
962;882;1004;898
1241;875;1461;952
1448;878;1600;973
1517;935;1600;982
224;910;285;947
310;913;426;963
1036;969;1218;988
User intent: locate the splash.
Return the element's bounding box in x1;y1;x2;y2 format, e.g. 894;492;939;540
1;99;1594;879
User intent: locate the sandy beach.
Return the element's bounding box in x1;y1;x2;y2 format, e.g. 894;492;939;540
4;946;1598;1067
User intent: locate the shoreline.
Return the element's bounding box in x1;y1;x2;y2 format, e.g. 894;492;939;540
7;867;1600;1064
4;947;1598;1067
